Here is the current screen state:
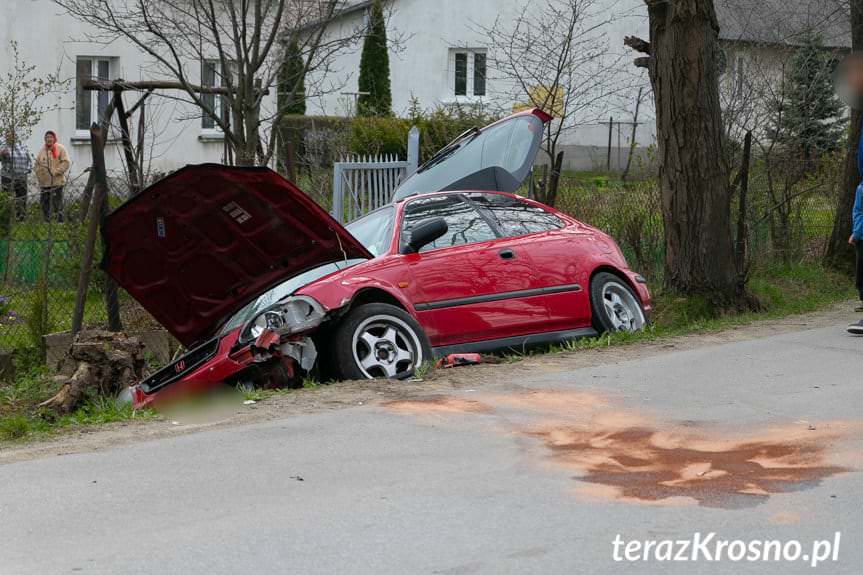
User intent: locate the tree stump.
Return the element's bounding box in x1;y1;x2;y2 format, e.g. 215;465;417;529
39;331;146;415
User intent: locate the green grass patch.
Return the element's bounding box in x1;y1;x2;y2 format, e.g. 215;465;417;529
0;367;156;443
562;263;854;352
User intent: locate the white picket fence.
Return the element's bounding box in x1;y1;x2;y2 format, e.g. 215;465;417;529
331;127;419;223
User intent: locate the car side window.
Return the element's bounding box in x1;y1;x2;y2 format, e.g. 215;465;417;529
467;193;564;238
401;194;497;253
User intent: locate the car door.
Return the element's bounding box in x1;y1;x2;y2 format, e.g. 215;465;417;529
467;193;592;331
399;194;549;347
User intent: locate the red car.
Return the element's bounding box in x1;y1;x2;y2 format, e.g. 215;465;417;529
102;109;650;407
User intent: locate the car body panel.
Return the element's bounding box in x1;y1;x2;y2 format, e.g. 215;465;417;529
101;164;371;346
295;256;416;318
403;239;549;346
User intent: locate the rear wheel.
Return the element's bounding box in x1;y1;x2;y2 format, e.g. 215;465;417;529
590;272;646;334
330;303;432;380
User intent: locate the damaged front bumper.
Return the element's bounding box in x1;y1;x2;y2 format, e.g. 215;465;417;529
122;296;331;408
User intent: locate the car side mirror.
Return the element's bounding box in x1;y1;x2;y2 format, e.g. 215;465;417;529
402;217;448;254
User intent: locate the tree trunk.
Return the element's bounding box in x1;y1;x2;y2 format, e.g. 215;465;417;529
825;1;863;272
632;0;749;307
825;107;862;272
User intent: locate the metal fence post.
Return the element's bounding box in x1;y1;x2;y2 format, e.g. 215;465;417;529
407;126;420;176
332;163;344;223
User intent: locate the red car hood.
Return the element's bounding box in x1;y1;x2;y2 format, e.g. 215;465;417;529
101;164;372;346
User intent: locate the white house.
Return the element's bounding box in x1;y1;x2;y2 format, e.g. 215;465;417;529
310;0;852;169
308;0;656;170
0;0;852;183
0;0;231;187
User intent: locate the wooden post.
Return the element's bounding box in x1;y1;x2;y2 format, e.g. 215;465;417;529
100;189;123;332
606;116;613;172
71;124;109;335
113;89;141;195
735;131;752;267
622;88;644;182
286;141;297;183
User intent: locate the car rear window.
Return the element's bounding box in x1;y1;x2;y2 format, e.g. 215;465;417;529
467;193;564;237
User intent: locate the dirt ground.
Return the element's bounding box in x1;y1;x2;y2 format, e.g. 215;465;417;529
0;301;857;465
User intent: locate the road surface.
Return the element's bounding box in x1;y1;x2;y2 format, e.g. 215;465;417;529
2;320;862;574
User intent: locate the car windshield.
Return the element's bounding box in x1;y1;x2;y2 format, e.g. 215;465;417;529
345;205;395;256
219;207;395;336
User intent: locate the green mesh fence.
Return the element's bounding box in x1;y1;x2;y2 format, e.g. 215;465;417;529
0;162;846;356
0;180;157;355
551;163;839;284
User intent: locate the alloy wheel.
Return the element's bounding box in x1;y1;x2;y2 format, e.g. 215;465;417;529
601;281;646;332
351;314;423;378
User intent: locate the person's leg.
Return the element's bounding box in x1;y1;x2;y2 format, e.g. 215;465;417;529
52;186;64;222
13;178;27;221
39;187;51;222
0;177;11;238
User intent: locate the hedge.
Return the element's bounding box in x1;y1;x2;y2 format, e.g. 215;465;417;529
280;105;499;167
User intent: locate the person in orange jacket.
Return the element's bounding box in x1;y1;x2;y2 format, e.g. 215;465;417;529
34;130;70;222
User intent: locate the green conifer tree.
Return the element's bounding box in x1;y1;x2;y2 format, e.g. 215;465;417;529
278;39;306;116
775;34;843;157
357;0;392;116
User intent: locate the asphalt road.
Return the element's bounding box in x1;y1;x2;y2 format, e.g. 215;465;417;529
2;323;863;575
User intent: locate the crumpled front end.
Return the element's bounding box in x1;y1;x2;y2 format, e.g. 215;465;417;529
122;296;331;408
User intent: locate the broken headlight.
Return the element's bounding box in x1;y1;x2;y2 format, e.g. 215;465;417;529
242;296;326;343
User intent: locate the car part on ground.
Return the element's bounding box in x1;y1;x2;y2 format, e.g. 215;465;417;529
435;353;483;369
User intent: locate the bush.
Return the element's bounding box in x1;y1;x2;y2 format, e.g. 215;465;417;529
350;103;499;162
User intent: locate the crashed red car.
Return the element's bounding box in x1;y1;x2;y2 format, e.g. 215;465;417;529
102;109;650;407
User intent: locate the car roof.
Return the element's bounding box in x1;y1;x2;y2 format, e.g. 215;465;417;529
393;189;525;205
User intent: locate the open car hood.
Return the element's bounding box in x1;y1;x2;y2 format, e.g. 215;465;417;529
101;165;372;347
391;108;552;202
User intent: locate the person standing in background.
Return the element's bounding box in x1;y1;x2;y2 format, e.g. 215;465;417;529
34;130;70;223
0;131;32;225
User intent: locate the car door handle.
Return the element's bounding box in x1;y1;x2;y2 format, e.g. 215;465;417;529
499;249;516;260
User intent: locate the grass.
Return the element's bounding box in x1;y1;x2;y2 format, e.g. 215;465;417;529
0;365;156;443
0;263;851;442
546;263;855;354
412;360;436;379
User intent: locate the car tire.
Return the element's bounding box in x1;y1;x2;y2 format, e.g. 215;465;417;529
589;272;646;334
330;303;432;380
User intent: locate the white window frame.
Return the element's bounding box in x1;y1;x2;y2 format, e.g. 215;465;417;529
449;48;488;100
75;57;116;137
201;59;225;135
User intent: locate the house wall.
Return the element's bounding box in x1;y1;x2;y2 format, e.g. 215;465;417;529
4;0;822;182
308;0;657;157
0;0;232;189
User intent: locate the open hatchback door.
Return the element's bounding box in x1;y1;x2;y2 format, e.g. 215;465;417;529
391;108;552;202
101;165;372;347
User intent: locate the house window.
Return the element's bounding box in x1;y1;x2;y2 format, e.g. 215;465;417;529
76;57;113;131
473;53;487;97
201;60;223;130
451;49;487;98
454;53;468;96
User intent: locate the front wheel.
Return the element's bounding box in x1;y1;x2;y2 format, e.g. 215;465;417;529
589;272;646;334
330;303;432;380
